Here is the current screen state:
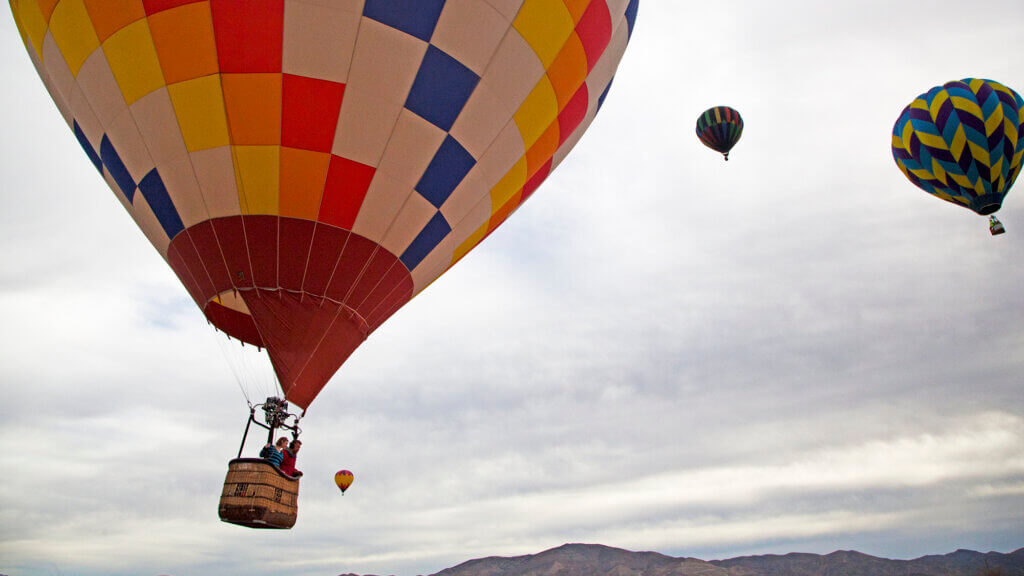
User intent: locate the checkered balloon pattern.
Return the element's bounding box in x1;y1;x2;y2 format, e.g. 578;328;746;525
892;78;1024;216
10;0;639;407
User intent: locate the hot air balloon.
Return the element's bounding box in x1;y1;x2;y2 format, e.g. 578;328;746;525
335;470;354;494
696;106;743;160
10;0;640;528
892;78;1023;235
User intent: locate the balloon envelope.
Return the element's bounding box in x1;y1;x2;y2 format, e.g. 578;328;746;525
11;0;640;408
892;78;1024;215
335;470;354;493
696;106;743;160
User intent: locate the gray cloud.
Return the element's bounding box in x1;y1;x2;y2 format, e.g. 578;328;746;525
3;1;1024;575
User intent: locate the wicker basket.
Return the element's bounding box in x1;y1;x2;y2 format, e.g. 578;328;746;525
218;458;300;529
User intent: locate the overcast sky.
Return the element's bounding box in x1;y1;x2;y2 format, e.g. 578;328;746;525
3;2;1024;575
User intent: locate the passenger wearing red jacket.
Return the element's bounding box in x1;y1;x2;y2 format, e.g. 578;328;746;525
280;439;303;478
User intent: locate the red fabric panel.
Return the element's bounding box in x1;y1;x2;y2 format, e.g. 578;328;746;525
576;0;612;71
317;155;376;230
360;260;411;325
241;290;366;408
170;231;216;303
205;299;264;347
345;250;395;310
302;224;350;296
171;216;413;408
143;0;203;15
188;220;233;295
167;242;204;307
281;74;346;153
558;84;589;145
521;158;551;202
365;278;414;331
210;0;284;73
244;215;278;288
277;218;315;291
212;217;255;288
324;233;376;302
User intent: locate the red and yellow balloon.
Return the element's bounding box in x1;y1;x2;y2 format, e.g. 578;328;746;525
334;470;354;494
10;0;639;409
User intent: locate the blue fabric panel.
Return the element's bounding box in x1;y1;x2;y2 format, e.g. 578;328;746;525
363;0;445;42
405;45;480;131
598;79;613;111
100;135;136;202
138;169;185;239
400;211;451;270
624;0;639;40
73;121;102;172
416;135;476;208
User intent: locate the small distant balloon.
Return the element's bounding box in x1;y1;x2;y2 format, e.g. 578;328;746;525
696;106;744;161
335;470;354;494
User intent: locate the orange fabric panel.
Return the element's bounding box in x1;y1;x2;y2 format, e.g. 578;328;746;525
147;1;218;84
280;147;329;220
82;0;146;42
546;32;588;110
526;122;560;179
222;73;282;145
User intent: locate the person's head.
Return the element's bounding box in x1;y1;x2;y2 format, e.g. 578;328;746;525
289;439;302;452
275;437;289;449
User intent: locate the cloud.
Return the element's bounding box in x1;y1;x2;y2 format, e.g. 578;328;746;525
3;1;1024;575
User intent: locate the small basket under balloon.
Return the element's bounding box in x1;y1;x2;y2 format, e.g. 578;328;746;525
218;458;299;529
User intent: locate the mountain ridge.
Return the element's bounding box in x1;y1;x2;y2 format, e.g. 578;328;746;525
341;543;1024;576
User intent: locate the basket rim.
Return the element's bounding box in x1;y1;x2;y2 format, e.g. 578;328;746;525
228;458;301;482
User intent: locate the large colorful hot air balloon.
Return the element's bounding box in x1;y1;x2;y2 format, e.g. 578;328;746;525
892;78;1023;232
696;106;743;161
10;0;640;410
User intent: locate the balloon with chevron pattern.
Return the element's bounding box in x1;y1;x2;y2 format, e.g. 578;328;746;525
892;78;1024;218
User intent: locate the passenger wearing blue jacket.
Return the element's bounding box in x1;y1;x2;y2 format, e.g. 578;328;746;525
260;437;289;467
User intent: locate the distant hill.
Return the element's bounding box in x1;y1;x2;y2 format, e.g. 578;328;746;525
396;543;1024;576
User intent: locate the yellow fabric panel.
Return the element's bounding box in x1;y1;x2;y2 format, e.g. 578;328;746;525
167;74;230;152
489;156;527;210
514;75;558;149
926;92;947;120
102;18;165;105
489;189;522;232
947;171;973;189
984;105;1004;135
966;140;990;166
949;125;966;159
48;0;100;76
949;96;982;119
915;131;950;151
990;157;1005;190
12;0;48;57
452;221;489;265
1005;115;1020;146
233;145;280;215
929;157;946;184
512;0;575;68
